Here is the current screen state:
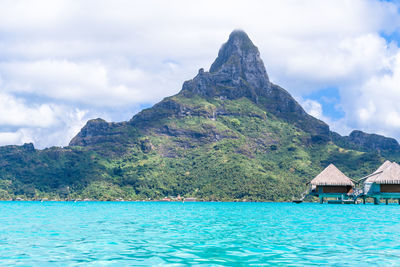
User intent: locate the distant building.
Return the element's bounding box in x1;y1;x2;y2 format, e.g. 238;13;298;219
309;164;355;204
362;161;400;204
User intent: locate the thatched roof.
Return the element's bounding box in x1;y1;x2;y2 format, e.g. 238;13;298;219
374;160;392;174
310;164;355;186
367;162;400;184
364;160;392;183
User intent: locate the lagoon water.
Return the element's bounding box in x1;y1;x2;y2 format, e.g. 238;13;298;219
1;202;400;266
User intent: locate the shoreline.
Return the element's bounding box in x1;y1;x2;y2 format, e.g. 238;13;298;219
0;199;295;203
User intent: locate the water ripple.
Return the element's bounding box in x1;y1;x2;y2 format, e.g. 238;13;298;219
0;202;400;265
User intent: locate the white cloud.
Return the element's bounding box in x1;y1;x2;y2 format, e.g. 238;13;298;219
0;130;31;146
0;91;90;147
340;50;400;138
301;98;351;135
0;92;56;127
302;99;324;119
0;0;399;147
0;59;184;107
273;33;394;91
20;107;88;148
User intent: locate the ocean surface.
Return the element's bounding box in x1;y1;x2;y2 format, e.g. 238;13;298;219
0;202;400;266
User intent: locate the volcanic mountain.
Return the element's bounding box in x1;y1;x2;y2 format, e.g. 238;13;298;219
0;30;399;201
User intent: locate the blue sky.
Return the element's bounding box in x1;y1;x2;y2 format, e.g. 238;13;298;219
304;87;345;120
0;0;400;148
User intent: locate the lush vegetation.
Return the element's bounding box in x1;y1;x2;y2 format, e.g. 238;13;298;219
0;93;396;201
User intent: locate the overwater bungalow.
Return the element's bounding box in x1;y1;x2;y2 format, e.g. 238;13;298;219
362;161;400;204
309;164;355;204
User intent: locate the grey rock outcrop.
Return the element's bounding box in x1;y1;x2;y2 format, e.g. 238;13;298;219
182;30;269;100
69;118;126;146
181;30;330;139
348;130;399;152
209;30;270;89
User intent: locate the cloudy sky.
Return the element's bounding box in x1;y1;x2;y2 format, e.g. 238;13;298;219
0;0;400;148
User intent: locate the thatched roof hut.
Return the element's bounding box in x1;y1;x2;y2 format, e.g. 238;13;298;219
310;164;354;186
367;162;400;184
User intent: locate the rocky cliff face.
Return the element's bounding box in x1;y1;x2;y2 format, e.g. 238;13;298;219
346;130;400;152
180;30;330;139
70;118;111;146
331;129;400;152
209;30;270;91
69;118;130;147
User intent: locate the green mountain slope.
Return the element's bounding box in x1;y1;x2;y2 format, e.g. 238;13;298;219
1;30;399;201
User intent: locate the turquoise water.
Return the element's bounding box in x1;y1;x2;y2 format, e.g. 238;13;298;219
1;202;400;266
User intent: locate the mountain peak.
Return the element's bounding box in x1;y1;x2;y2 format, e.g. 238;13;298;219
182;30;271;101
179;30;329;139
209;30;269;83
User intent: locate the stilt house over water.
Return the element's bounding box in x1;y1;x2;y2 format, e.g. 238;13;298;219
363;161;400;204
309;164;355;204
